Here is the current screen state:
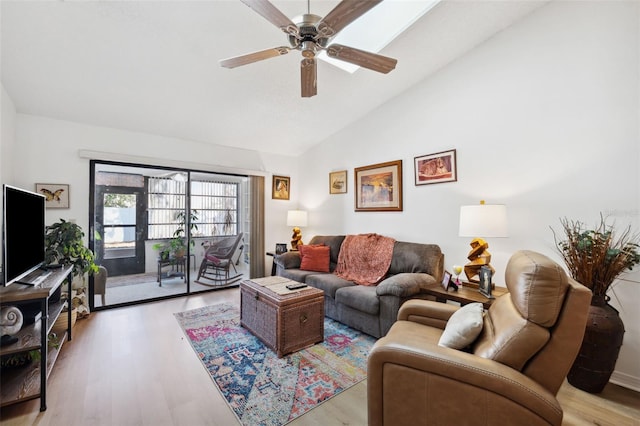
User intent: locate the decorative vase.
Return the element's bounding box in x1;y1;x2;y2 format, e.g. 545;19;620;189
567;294;625;393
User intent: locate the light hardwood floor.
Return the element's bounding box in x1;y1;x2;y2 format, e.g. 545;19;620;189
1;288;638;425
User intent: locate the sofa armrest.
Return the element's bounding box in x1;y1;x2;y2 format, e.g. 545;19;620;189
368;336;563;426
376;273;437;298
274;251;301;269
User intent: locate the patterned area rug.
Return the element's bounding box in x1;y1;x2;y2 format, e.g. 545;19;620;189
174;303;376;426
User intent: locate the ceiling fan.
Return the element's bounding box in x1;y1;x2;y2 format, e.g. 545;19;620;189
220;0;398;97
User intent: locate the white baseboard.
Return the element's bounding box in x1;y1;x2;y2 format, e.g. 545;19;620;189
609;370;640;392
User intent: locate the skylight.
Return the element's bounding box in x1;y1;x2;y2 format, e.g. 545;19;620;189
319;0;441;73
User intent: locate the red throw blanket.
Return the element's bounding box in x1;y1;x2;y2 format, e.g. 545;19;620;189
335;234;396;286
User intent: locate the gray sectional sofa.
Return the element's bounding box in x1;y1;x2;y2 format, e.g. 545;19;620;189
274;235;444;338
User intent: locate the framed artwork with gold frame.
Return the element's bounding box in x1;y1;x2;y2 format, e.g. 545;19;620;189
329;170;347;194
354;160;402;212
272;175;290;200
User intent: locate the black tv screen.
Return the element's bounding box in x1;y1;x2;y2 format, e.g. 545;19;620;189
2;185;46;286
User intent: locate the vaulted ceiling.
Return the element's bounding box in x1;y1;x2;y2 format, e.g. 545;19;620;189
1;1;546;156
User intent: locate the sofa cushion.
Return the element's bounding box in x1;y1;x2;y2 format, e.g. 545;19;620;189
278;268;321;283
335;285;380;315
388;241;443;276
299;244;330;272
306;273;355;298
438;303;484;350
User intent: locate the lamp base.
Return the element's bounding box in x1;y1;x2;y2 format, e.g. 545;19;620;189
291;227;303;251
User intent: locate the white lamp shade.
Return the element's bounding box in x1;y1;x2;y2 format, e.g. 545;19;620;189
286;210;308;227
459;204;508;238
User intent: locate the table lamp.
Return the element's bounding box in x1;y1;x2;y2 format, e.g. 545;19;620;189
458;201;508;282
287;210;308;251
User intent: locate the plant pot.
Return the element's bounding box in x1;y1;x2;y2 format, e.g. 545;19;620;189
567;294;625;393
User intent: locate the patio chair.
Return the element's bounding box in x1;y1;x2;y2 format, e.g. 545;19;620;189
196;234;244;286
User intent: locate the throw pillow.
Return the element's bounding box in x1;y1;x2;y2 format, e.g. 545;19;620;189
438;302;484;350
299;244;330;272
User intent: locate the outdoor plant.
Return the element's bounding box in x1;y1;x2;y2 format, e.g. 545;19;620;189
552;215;640;295
153;209;198;258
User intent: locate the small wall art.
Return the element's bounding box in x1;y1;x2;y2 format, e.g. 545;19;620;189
272;175;290;200
354;160;402;212
329;170;347;194
414;149;457;185
36;183;70;209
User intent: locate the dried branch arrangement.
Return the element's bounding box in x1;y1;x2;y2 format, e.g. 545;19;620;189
552;215;640;296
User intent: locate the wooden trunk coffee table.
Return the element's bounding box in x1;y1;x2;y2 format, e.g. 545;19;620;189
240;277;325;358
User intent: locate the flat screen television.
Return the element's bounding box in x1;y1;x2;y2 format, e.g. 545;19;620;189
2;184;47;286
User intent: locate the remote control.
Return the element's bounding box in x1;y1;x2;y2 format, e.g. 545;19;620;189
286;283;307;290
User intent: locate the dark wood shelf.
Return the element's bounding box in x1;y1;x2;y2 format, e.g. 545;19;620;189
0;331;67;407
424;281;508;309
0;266;73;411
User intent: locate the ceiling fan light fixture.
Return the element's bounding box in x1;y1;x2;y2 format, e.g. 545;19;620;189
227;0;398;97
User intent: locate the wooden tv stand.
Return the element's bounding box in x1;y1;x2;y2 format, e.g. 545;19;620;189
0;266;73;411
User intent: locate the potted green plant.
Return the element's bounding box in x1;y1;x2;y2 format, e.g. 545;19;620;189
44;219;99;320
152;210;198;259
552;215;639;393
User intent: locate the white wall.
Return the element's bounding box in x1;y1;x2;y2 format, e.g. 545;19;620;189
9;114;297;277
298;1;640;390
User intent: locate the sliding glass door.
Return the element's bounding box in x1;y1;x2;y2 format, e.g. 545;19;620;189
89;162;251;310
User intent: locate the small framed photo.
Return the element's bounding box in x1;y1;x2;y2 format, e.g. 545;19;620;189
275;243;288;254
414;149;457;185
442;270;452;290
36;183;70;209
478;266;493;298
329;170;347;194
354;160;403;212
272;175;290;200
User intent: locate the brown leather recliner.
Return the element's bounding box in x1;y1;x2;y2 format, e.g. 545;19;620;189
367;250;591;426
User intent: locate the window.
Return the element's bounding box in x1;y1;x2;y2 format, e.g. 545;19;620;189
147;177;239;239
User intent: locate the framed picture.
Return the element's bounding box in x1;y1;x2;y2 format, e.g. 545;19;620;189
36;183;70;209
354;160;403;212
442;270;452;290
478;266;493;298
275;243;288;254
329;170;347;194
414;149;457;185
272;175;290;200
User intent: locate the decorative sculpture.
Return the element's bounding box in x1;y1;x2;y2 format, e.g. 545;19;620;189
291;227;304;251
0;306;24;346
463;237;495;283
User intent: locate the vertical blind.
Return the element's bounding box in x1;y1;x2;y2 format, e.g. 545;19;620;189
147;177;239;239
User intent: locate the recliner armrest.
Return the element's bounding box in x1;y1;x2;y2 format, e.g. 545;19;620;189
368;335;563;426
397;298;459;329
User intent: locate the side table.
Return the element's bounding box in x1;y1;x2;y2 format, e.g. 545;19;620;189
157;256;187;286
424;281;508;310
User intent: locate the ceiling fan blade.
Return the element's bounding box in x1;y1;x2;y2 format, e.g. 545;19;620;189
240;0;299;38
301;58;317;98
220;46;290;68
315;0;382;39
326;44;397;74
